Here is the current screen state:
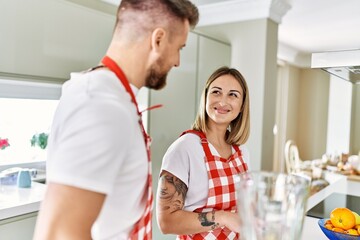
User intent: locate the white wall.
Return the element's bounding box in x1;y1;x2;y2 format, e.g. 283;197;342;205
229;19;278;171
297;69;329;160
326;76;353;154
351;84;360;154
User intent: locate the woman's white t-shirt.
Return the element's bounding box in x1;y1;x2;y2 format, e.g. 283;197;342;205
160;133;250;212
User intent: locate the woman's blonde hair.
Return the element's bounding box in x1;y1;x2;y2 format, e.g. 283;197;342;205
192;66;250;145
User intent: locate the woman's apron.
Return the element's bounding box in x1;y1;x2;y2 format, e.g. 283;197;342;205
178;130;248;240
102;56;153;240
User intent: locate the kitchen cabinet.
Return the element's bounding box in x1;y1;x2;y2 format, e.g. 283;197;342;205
0;212;37;240
0;182;46;239
0;0;114;81
196;36;231;109
149;32;231;239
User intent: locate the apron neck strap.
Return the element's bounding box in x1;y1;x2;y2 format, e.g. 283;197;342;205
181;130;212;157
101;56;140;115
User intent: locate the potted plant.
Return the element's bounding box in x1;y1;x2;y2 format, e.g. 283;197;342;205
30;133;48;149
0;137;10;162
0;137;10;150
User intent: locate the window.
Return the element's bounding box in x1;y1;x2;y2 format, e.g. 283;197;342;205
0;77;149;170
0;78;61;168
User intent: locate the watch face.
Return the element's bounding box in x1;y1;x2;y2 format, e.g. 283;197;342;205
306;193;360;219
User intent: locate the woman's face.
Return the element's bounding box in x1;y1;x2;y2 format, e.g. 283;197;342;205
205;74;243;128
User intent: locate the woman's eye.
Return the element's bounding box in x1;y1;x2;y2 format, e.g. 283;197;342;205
211;90;220;95
229;93;239;98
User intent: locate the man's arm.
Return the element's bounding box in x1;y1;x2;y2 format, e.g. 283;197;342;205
33;182;105;240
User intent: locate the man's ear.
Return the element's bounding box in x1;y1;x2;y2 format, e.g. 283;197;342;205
150;28;166;52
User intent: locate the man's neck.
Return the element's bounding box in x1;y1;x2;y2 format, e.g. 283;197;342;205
105;42;148;89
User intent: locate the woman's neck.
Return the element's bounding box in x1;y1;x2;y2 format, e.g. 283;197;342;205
206;125;228;147
206;127;232;159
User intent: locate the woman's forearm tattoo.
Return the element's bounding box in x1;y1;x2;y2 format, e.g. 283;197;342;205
198;212;214;226
198;210;219;230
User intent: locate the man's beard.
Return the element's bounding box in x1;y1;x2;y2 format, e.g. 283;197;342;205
145;62;168;90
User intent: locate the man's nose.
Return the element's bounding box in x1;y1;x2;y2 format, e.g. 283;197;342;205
174;55;180;67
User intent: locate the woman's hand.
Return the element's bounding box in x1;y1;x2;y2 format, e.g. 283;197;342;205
216;210;241;233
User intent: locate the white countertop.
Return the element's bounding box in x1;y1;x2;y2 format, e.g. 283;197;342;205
301;173;360;239
1;171;359;239
0;182;46;220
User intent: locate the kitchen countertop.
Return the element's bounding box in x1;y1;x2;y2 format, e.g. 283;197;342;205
1;171;359;238
301;172;360;239
0;182;46;220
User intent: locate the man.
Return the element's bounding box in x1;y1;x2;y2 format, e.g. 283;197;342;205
33;1;198;239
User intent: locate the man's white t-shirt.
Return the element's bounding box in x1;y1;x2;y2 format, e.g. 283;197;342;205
160;133;250;212
47;69;148;239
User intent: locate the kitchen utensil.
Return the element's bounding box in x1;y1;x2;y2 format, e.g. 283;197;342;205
0;167;21;185
17;169;32;188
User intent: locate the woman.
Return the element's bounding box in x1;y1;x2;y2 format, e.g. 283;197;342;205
156;66;250;239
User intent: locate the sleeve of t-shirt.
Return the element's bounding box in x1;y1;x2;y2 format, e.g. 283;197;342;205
240;145;250;170
160;136;193;188
47;87;134;194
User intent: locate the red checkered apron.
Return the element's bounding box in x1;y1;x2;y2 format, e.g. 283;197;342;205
178;130;248;240
102;56;153;240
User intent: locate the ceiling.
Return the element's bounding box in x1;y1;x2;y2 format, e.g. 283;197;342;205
101;0;360;66
278;0;360;54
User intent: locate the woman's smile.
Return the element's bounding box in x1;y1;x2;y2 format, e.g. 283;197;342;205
206;74;243;125
214;106;231;114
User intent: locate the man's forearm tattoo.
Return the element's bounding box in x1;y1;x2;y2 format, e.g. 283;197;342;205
198;210;219;230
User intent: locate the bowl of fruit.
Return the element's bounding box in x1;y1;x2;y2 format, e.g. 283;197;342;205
319;207;360;239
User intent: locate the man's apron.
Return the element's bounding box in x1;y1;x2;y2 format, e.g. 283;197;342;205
102;56;153;240
178;130;248;240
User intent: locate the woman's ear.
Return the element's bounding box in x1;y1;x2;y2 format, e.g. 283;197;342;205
150;28;166;52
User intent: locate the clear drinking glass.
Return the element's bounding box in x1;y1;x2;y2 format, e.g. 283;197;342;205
235;171;311;240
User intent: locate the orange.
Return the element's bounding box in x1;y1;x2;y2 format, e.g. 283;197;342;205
346;229;359;236
325;219;332;225
330;208;356;230
332;227;345;233
325;223;333;230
